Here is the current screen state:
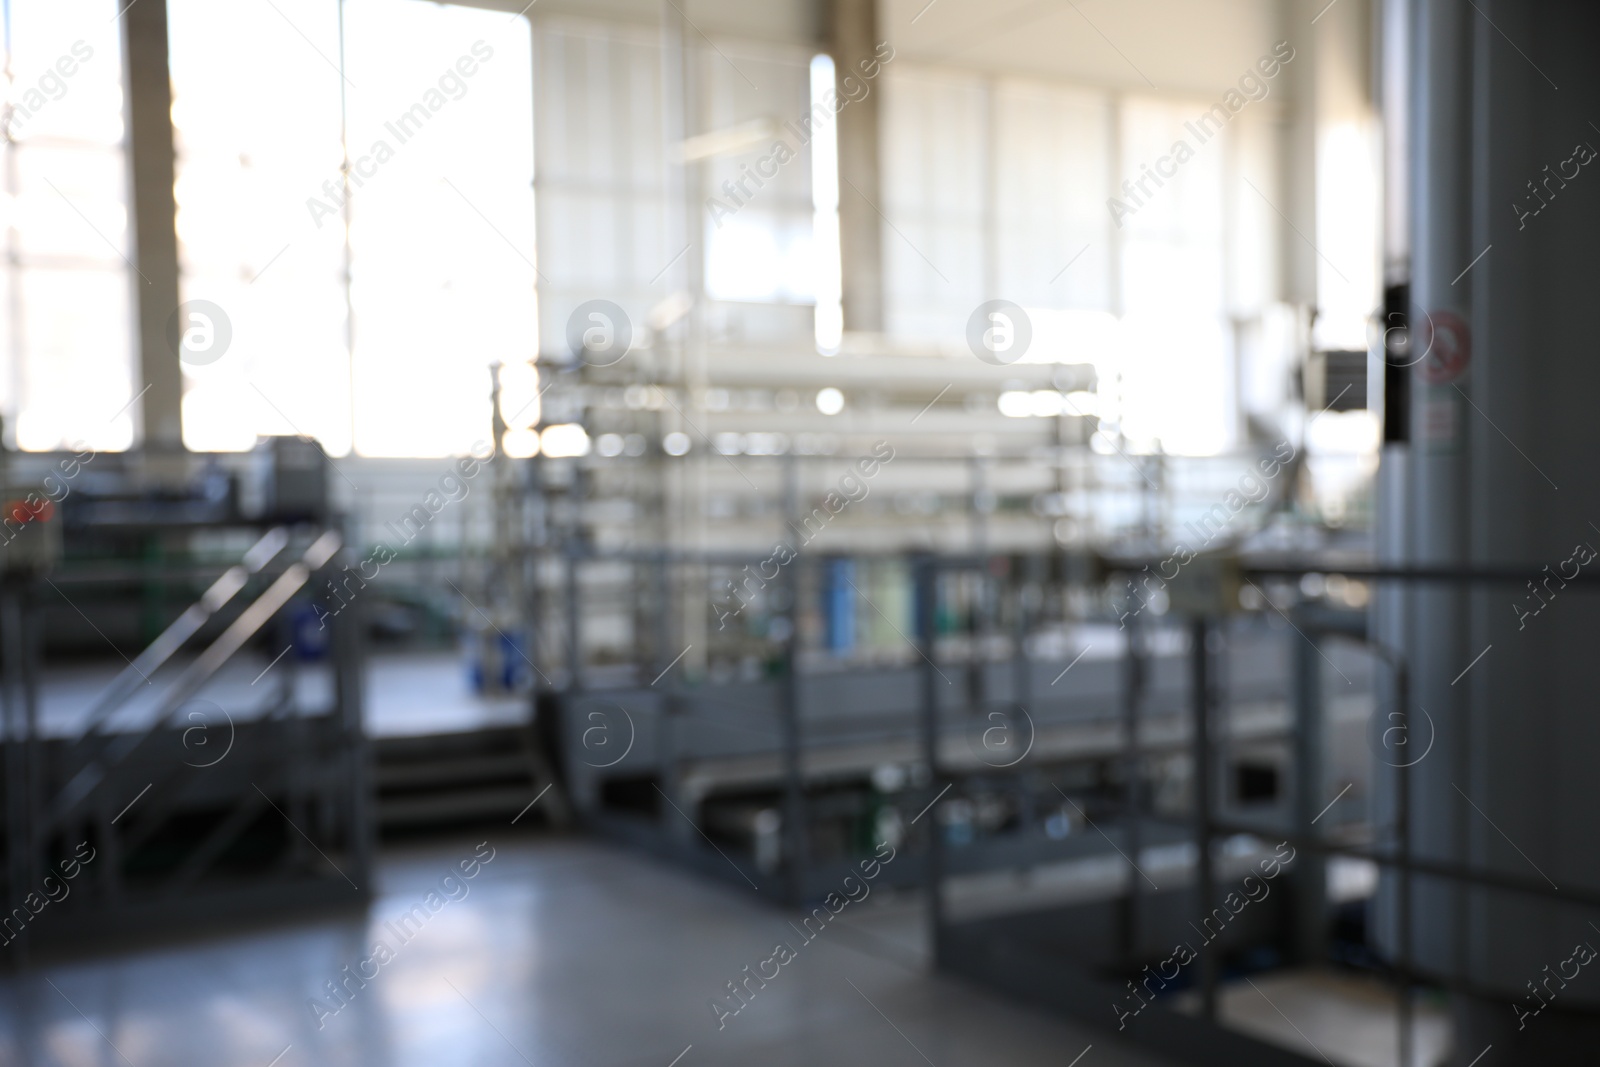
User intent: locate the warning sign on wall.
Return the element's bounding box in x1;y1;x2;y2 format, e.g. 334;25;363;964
1418;309;1471;385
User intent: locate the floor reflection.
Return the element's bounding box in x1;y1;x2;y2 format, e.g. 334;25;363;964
1;837;1166;1067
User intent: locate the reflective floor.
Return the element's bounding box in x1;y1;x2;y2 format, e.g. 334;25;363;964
0;836;1174;1067
1204;969;1450;1067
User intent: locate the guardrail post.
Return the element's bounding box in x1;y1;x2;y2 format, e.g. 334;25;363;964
1192;614;1218;1021
1120;608;1145;963
915;554;944;962
780;555;806;905
1290;605;1327;967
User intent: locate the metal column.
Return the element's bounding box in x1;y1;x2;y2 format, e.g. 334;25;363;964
780;556;807;904
915;556;945;962
1289;606;1327;967
1191;615;1217;1020
1119;611;1145;964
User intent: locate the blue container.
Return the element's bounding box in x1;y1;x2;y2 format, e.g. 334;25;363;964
290;601;332;661
823;557;856;655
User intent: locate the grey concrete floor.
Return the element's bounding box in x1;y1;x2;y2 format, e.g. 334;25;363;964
0;836;1179;1067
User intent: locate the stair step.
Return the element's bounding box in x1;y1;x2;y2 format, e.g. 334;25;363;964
374;727;528;761
374;753;532;790
378;786;543;827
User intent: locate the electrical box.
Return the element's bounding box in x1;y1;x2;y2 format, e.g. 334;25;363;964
1163;552;1243;618
255;435;329;522
0;492;62;574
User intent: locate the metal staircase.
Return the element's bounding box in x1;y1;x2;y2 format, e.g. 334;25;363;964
375;724;567;832
0;525;372;958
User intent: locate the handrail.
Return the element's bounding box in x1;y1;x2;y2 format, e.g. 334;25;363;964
46;531;341;827
65;527;291;742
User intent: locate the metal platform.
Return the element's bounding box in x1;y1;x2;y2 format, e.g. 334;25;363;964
0;526;372;959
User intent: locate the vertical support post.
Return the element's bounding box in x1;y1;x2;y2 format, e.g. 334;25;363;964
653;552;672;683
914;555;944;961
283;603;308;871
564;552;580;683
969;456;988;554
98;795;122;910
562;509;585;824
1013;559;1035;829
778;449;805;894
828;0;884;331
120;0;184;455
1014;558;1033;708
1290;607;1328;966
782;454;801;545
331;537;371;889
0;581;35;963
1120;608;1145;963
1395;659;1413;1067
658;557;688;846
564;461;583;694
780;555;806;904
21;589;38;893
657;551;681;836
526;455;545;704
1191;615;1218;1021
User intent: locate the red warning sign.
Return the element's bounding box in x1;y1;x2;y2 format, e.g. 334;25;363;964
1418;309;1471;385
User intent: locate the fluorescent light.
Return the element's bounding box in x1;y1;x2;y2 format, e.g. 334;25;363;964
502;427;540;458
810;53;842;355
539;423;590;458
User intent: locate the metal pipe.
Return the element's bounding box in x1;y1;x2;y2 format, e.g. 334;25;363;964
1195;816;1600;909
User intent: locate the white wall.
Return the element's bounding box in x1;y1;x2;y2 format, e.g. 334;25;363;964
880;0;1287;96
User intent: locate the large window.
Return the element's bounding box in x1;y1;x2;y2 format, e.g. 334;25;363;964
1116;97;1231;455
343;0;536;457
169;0;348;453
881;66;1281;456
534;19;823;355
699;43;816;305
1;2;134;452
879;67;989;340
992;80;1113;313
171;0;535;457
533;17;667;360
881;71;1120;333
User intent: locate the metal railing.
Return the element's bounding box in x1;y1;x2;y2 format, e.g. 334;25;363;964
0;524;371;960
917;553;1600;1067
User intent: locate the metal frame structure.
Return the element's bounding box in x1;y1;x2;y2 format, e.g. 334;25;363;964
0;524;372;961
921;554;1600;1067
526;519;1600;1063
556;546;882;905
549;545;1304;910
